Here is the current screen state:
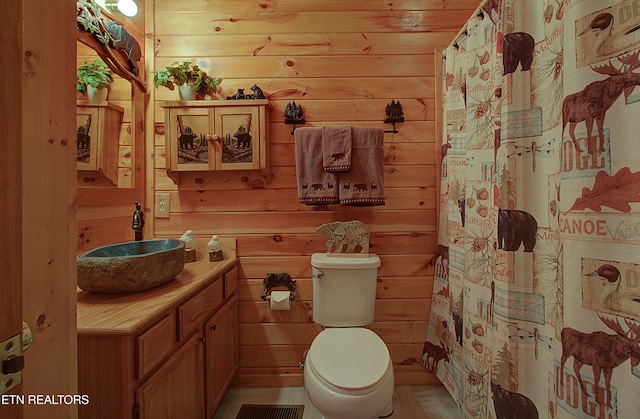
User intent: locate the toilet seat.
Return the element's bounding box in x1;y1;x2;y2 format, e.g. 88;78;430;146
307;328;390;391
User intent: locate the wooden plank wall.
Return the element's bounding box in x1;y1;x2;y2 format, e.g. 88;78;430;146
21;1;78;417
150;0;477;386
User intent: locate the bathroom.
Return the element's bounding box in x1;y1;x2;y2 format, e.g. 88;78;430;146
4;0;640;418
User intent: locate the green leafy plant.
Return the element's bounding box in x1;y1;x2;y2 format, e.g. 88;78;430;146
77;0;112;45
152;61;221;97
76;60;113;95
198;73;223;98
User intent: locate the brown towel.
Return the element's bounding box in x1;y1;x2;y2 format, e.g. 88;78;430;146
295;127;340;205
339;127;385;206
322;125;352;172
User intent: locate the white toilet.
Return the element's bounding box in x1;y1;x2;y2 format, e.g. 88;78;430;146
304;253;395;419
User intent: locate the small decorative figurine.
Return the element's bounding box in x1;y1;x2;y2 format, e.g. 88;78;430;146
180;229;197;262
316;220;370;254
284;101;305;122
77;1;143;80
250;84;265;99
208;235;223;262
227;89;245;100
180;230;196;249
103;19;142;76
284;101;306;134
260;272;297;301
383;100;404;133
226;84;266;100
384;100;404;122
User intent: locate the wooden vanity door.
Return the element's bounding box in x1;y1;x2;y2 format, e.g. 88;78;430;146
206;296;239;418
213;106;260;171
135;331;205;419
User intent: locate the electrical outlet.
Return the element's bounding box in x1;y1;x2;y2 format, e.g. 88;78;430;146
155;193;170;218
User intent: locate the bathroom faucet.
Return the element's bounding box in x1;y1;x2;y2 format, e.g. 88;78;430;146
132;201;144;241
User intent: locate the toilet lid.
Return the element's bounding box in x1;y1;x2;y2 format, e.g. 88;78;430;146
308;328;390;390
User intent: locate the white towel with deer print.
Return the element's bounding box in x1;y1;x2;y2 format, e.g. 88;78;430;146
295;127;340;205
339;127;385;206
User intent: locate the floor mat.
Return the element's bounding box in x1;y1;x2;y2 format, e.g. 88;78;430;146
235;404;304;419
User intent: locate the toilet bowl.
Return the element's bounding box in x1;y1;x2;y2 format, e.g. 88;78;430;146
304;327;394;419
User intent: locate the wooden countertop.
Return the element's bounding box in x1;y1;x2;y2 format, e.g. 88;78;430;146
77;238;236;336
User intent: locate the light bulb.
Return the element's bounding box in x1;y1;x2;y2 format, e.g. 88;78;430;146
117;0;138;17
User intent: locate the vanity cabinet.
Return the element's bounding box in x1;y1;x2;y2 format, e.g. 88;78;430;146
77;251;238;419
76;100;123;185
159;100;270;185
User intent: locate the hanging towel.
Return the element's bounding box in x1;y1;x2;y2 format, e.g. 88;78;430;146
339;127;385;206
322;125;352;172
295;127;340;205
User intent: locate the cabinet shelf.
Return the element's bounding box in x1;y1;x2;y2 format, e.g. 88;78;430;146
160;100;270;187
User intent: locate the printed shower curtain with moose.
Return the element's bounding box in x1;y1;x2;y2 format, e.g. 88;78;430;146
425;0;640;418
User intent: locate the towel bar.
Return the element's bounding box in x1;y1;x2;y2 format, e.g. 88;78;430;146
286;120;306;135
384;121;400;134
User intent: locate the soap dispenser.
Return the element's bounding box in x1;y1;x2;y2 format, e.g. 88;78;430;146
208;235;223;262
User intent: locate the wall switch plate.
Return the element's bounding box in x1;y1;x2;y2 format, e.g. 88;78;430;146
155;192;170;218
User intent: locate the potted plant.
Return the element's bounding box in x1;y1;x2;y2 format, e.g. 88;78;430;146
152;61;222;101
77;59;113;101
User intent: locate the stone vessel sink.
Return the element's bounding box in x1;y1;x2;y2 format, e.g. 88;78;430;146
77;239;185;293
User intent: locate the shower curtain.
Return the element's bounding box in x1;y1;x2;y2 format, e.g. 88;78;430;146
425;0;640;418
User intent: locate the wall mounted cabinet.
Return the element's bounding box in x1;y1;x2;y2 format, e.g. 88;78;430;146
160;100;269;186
76;101;124;185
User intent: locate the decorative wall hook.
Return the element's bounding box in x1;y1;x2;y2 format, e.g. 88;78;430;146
284;101;306;134
383;100;404;133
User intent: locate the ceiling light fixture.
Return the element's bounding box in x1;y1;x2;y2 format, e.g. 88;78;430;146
106;0;138;18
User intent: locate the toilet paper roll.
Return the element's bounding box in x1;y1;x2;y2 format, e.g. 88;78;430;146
270;291;291;310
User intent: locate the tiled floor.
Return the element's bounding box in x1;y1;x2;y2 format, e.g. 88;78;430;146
212;385;462;419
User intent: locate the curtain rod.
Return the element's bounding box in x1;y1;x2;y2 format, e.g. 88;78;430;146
444;0;492;53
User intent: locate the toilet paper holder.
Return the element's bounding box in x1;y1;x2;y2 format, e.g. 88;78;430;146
260;272;297;301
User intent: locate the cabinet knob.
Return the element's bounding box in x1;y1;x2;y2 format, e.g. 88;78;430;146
210;324;217;332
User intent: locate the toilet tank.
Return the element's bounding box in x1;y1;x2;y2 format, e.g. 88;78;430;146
311;253;381;327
